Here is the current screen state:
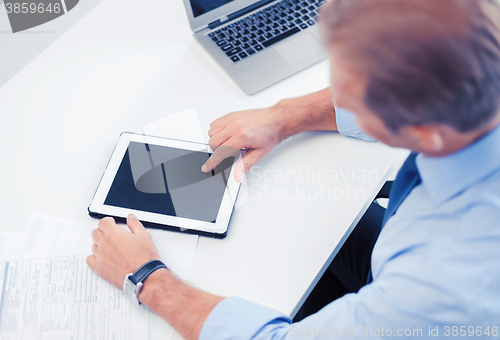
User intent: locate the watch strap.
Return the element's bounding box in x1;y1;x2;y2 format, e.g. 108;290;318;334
129;260;167;285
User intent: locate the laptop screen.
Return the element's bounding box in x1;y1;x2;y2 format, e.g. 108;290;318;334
190;0;236;17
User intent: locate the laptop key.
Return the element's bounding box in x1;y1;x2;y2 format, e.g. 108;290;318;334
221;44;234;52
250;40;258;46
230;55;240;62
234;40;242;46
265;32;273;39
226;47;242;56
249;33;257;39
227;36;235;42
212;36;219;42
242;43;251;49
217;40;227;46
307;20;315;26
209;32;215;37
247;48;256;55
239;52;248;59
281;26;288;31
261;26;300;47
300;23;308;29
258;36;266;42
241;36;249;42
255;45;264;51
272;29;281;35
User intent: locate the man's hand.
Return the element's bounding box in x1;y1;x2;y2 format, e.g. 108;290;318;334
86;214;161;290
202;104;289;183
201;88;338;182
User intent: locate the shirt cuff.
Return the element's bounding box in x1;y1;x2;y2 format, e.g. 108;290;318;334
199;297;292;340
335;107;377;142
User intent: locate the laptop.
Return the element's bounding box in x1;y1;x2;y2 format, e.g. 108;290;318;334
183;0;328;95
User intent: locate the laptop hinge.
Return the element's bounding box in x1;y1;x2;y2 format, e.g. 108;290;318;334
206;0;276;30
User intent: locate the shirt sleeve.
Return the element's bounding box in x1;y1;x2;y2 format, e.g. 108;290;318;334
199;292;386;340
335;107;377;142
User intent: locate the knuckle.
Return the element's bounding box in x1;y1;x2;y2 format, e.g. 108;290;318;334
244;162;252;173
237;128;248;141
209;139;217;150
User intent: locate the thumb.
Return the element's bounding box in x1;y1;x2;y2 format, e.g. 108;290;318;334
127;214;145;234
235;149;264;183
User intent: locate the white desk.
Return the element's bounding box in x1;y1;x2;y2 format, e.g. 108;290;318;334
0;0;405;331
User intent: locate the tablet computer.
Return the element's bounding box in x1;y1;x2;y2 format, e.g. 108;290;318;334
88;132;242;238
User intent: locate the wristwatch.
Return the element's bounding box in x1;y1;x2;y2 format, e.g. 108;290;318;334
123;260;167;305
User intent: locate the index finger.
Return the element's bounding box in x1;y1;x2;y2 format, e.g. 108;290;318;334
201;144;239;172
210;114;230;129
98;216;116;235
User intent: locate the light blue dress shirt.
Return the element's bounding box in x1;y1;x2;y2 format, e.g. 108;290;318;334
200;111;500;339
334;107;377;142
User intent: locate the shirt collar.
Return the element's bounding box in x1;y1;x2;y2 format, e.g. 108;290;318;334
416;123;500;205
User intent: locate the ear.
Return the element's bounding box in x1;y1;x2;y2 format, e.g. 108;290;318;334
405;125;445;153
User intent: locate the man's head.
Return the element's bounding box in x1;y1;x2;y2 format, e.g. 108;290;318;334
321;0;500;155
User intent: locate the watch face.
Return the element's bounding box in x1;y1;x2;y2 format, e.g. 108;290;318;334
124;274;140;305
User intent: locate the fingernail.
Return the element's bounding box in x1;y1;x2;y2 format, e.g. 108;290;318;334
237;168;246;183
129;213;138;219
201;164;208;172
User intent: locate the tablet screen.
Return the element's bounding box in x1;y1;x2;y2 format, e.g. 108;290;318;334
103;142;234;223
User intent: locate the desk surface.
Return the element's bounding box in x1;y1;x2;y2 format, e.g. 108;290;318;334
0;0;404;326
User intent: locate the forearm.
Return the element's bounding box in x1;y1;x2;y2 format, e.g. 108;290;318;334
139;269;224;340
274;87;337;139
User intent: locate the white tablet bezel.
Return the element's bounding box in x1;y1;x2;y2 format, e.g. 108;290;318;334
89;133;242;236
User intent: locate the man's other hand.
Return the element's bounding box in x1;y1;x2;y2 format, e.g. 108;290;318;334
86;214;161;290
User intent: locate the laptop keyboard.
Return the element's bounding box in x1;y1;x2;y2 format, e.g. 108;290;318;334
208;0;325;63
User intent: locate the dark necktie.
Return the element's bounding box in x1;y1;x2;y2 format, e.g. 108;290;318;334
382;152;421;227
366;152;421;284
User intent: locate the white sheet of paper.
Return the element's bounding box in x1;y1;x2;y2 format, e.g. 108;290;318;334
0;214;199;340
0;255;150;339
136;108;207;144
